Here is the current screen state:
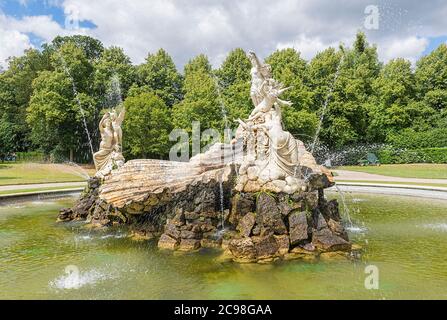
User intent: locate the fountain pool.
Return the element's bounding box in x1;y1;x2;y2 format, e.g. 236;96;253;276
1;193;447;299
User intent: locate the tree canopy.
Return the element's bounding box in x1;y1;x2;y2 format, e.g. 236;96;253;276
1;33;446;162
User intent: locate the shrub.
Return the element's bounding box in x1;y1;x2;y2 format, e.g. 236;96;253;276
387;128;447;149
15;151;45;163
378;147;447;164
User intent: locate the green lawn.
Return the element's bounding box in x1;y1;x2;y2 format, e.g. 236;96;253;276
338;164;447;179
0;185;85;196
0;163;94;186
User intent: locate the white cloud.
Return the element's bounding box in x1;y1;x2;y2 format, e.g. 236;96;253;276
276;35;346;61
58;0;446;68
7;15;67;41
0;27;33;69
378;36;429;65
0;7;91;68
1;0;447;69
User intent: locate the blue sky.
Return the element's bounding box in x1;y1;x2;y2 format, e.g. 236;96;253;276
424;35;447;55
1;0;446;69
0;0;95;47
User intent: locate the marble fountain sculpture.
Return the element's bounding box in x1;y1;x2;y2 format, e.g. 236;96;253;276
59;52;354;263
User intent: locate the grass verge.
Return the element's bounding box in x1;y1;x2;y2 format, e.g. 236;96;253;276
0;163;94;186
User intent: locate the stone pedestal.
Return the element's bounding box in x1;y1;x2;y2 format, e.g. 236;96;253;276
58;161;354;263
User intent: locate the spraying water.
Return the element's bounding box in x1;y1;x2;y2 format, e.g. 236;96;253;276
219;173;225;230
106;74;123;108
213;75;230;130
310;54;345;154
334;184;353;228
61;161;91;180
56;50;95;157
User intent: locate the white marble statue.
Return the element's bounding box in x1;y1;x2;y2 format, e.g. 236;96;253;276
93;106;126;178
234;52;320;193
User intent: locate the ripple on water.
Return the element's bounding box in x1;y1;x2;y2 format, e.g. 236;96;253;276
422;223;447;232
74;232;128;242
49;267;117;290
346;225;368;233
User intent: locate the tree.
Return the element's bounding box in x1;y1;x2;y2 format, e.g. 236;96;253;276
172;55;223;134
94;46;136;106
27;41;98;162
216;48;252;124
266;48;311;110
317;32;381;148
137;49;183;107
367;58;416;141
46;35;104;62
123;90;172;158
308;48;342;112
0;49;49;154
27;71;96;161
415;44;447;111
0;74;17;156
266;48;317;140
216;48;251;88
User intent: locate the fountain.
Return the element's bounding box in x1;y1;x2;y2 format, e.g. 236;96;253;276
58;52;355;263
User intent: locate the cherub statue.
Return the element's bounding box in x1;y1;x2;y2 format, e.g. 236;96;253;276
248;80;292;122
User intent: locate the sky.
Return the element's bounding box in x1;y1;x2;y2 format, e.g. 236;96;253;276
0;0;446;70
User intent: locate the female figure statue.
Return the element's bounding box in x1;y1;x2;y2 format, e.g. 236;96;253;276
93;112;114;172
93;106;126;178
255;104;299;181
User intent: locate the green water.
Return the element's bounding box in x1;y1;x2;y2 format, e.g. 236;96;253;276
1;193;447;300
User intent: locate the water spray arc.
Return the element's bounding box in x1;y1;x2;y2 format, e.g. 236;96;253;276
310;53;345;154
56;50;95;157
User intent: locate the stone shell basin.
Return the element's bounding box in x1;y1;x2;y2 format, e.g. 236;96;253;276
99;158;232;209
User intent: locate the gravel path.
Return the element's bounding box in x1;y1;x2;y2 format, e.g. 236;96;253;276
333;170;447;185
329;184;447;200
0;181;87;192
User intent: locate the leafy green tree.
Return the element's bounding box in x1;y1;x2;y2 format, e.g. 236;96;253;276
27;71;96;161
415;44;447;111
266;48;317;140
216;48;252;124
27;41;99;161
46;35;104;61
216;48;251;88
367;58;416;141
317;32;381;148
184;54;212;77
0;75;17;156
94;46;136;106
51;42;95;93
308;48;342;112
172;54;222;133
137;49;183;106
266;48;311;110
0;49;49;154
123;90;172;158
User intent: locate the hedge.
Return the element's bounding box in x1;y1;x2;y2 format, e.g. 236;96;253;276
15;151;45;163
378;147;447;164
